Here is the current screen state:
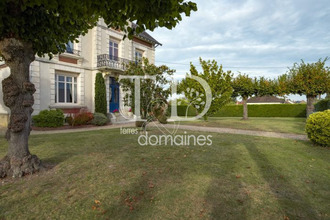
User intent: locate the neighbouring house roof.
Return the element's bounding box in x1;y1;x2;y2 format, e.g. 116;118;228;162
247;95;285;104
132;23;162;46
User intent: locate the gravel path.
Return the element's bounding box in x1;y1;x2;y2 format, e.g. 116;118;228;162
30;122;135;135
148;123;308;141
24;121;308;141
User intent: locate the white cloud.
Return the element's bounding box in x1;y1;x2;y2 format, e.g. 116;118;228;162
149;0;330;100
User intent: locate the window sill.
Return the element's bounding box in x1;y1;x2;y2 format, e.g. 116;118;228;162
49;104;87;109
60;52;82;60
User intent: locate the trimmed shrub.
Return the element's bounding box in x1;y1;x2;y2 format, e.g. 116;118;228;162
91;112;109;126
212;104;306;117
32;109;64;127
68;112;94;126
168;105;197;117
158;115;168;124
314;99;330;112
94;72;107;116
153;104;168;124
305;110;330;147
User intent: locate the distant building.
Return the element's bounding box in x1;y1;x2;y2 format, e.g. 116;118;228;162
247;95;286;105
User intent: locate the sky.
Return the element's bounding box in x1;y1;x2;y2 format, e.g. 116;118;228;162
150;0;330;101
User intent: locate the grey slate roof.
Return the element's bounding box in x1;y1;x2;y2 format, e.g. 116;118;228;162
132;23;162;46
247;95;285;104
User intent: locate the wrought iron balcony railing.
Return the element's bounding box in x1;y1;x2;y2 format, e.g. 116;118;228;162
97;54;132;71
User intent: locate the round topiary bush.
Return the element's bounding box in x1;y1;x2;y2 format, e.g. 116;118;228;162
305;110;330;147
91;113;109;126
32;109;65;127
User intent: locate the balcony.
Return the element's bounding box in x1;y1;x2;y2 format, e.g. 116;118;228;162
65;48;81;56
97;54;132;72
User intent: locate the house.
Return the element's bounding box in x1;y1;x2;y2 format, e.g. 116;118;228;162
247;95;286;105
0;19;161;127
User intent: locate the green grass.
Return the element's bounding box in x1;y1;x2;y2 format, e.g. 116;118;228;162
172;117;307;134
0;128;329;219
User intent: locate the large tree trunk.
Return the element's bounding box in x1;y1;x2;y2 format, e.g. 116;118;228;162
0;38;41;178
242;97;248;120
306;95;316;118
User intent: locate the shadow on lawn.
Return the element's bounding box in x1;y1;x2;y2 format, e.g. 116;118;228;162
204;144;252;219
243;141;319;219
101;155;189;218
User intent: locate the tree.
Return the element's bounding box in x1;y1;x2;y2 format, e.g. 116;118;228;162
94;73;107;116
254;76;276;97
287;58;330;117
274;74;290;97
179;58;233;120
120;58;174;128
232;74;255;120
0;0;197;178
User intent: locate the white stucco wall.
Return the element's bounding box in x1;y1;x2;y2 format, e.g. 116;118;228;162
0;66;10;114
0;18;158;126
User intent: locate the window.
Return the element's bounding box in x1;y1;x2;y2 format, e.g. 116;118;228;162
109;40;119;60
66;41;74;54
135;50;143;64
55;74;78;104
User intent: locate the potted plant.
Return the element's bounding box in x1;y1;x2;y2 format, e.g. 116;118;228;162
113;109;120;117
127;108;133;117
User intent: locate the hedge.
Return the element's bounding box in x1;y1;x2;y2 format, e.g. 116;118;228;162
168;105;197;117
212;104;307;117
314;99;330;112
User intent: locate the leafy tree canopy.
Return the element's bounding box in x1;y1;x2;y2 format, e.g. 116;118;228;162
287;58;330;96
179;58;233;120
0;0;197;57
121;58;174;120
254;76;276;97
232;73;255;99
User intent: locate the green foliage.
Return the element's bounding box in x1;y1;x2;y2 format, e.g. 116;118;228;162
314;98;330;112
168;105;197;117
32;109;64;127
94;72;107;116
305;110;330;147
67;112;93;126
91;112;109;126
255;76;276;97
287;58;330;96
213;104;307;117
179;58;233;119
274;74;290;96
232;74;255;99
121;58;174;120
169;98;190;106
152;104;168;124
0;1;197;57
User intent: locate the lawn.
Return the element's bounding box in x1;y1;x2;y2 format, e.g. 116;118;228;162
172;117;307;134
0;128;329;219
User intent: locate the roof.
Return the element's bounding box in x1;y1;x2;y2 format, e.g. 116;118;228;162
247;95;285;104
132;23;162;46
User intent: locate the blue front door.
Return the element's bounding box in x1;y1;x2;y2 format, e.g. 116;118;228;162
109;77;120;113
